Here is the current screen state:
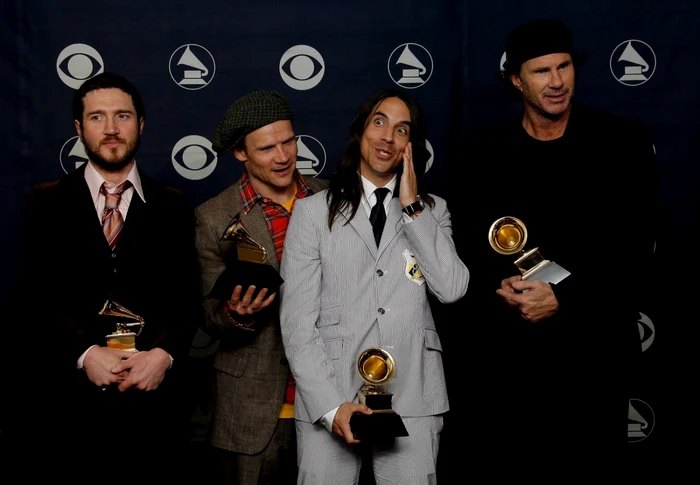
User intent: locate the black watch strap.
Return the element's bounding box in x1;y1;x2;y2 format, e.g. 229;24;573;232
402;201;423;216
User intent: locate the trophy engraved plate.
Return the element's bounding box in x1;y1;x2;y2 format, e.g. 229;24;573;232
488;216;570;284
99;299;145;352
350;347;409;441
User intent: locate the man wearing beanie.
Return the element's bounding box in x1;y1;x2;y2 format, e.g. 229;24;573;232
448;19;659;474
195;90;327;484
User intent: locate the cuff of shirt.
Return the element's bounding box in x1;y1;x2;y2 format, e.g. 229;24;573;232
77;345;99;369
223;304;256;330
319;406;340;433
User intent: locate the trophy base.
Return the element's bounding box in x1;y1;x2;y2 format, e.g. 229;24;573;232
350;410;409;442
522;260;570;284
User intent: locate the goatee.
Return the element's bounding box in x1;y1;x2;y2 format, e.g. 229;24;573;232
83;135;140;172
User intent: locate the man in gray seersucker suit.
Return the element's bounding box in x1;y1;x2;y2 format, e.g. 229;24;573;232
279;88;469;485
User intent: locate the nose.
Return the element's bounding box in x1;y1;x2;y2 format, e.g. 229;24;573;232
380;125;394;143
273;144;289;163
104;117;119;135
549;70;564;88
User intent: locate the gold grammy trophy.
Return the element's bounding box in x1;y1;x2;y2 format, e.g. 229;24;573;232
222;213;267;263
350;347;409;441
208;213;283;301
100;299;145;352
488;216;570;284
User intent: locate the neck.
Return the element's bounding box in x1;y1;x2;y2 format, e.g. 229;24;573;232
521;104;571;141
253;180;297;206
90;160;134;185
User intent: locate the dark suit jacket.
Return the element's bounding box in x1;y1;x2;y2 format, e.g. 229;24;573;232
10;164;201;473
194;173;327;455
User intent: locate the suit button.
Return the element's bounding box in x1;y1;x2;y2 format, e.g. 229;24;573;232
280;358;288;366
378;308;385;314
111;253;117;259
113;268;118;273
376;270;383;276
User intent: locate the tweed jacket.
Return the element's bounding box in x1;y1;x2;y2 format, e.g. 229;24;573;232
195;173;328;454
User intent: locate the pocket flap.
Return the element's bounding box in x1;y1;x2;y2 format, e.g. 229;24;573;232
214;351;247;377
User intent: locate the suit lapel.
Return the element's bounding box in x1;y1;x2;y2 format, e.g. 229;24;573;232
342;197;403;258
342;204;377;257
61;167;113;255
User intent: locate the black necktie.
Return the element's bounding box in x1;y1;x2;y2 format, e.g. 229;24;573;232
369;188;389;247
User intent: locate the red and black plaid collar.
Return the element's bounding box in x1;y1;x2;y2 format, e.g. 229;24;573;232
239;170;313;213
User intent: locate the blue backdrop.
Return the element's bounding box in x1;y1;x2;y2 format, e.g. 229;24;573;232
3;0;697;467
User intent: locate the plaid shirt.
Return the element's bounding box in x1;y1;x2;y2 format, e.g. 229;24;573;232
239;170;315;262
239;170;316;412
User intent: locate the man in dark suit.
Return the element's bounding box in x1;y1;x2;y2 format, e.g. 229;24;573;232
194;90;327;484
10;72;201;481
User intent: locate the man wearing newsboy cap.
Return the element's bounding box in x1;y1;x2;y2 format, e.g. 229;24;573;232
194;90;327;485
446;18;659;475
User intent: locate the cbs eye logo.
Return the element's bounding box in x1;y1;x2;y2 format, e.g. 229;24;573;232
425;139;434;173
56;44;105;89
637;312;655;352
171;136;217;180
279;45;325;90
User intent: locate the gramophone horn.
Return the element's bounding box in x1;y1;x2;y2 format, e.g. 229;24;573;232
221;213;267;263
357;347;396;386
488;216;528;255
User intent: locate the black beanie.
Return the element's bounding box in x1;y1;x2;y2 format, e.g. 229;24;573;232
504;19;574;75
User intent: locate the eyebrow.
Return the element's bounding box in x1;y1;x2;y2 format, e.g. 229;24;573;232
86;108;135;116
258;134;296;151
373;110;411;126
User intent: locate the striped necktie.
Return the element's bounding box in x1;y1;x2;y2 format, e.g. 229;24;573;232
100;181;131;250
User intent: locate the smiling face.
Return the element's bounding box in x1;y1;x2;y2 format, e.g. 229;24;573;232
510;52;575;119
75;88;143;175
234;119;298;202
358;96;411;187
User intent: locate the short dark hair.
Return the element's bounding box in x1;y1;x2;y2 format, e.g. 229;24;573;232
72;72;146;124
326;88;434;230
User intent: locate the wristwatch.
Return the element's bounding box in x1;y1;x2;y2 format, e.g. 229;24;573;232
402;200;423;218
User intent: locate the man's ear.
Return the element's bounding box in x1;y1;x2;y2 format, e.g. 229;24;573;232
74;119;83;137
509;74;523;92
139;117;145;134
233;147;247;163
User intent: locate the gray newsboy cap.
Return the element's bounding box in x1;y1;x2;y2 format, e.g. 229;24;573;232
212;90;294;155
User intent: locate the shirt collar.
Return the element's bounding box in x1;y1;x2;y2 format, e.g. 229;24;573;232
360;173;397;205
85;160;145;204
239;170;313;214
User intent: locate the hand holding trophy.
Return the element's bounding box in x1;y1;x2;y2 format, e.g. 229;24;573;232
349;347;409;442
488;216;570;284
208;213;283;301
